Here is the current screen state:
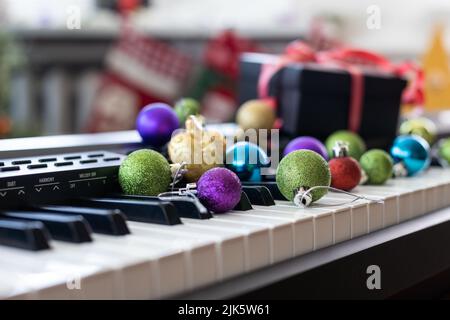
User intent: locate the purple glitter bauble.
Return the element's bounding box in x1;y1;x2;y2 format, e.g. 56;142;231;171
197;168;242;213
136;103;179;148
283;136;328;160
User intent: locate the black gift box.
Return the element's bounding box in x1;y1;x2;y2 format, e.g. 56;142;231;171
238;53;408;150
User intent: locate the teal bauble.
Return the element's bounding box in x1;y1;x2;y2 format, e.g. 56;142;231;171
225;141;270;181
359;149;393;185
276;150;331;203
174;98;200;125
119;149;172;196
390;135;430;176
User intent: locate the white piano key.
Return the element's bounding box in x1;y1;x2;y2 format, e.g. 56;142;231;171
426;185;441;213
127;220;246;281
391;171;448;215
226;210;297;260
236;206;314;256
325;191;384;234
180;218;271;272
89;235;186;299
281;196;352;245
0;247;115;299
51;240;165;300
436;184;447;210
332;206;352;244
444;182;450;207
388;176;431;219
174;224;246;281
124;223;219;291
0;266;60;299
356;185;401;225
1;232;189;300
204;212;295;263
273;201;334;250
315;195;368;239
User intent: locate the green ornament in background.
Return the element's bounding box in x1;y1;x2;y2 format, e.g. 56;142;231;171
174;98;200;125
399;117;437;145
119;149;172;196
276;150;331;203
437;138;450;166
325;130;366;160
359;149;393;185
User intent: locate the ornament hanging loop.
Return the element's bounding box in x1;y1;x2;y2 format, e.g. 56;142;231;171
158;182;198;200
293;187;313;207
186;115;205;132
393;162;408;177
169;162;188;189
294;185;384;208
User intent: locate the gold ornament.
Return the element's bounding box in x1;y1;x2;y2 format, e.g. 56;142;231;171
168;116;226;182
236;99;276;131
422;24;450;110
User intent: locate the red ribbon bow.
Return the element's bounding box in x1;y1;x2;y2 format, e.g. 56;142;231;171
258;40;422;132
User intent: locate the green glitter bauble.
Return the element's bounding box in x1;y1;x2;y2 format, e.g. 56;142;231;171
276;150;331;202
438;138;450;166
359;149;393;185
325;130;366;160
119;149;172;196
174;98;200;125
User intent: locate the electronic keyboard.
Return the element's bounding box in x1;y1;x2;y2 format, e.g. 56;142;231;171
1;131;450;299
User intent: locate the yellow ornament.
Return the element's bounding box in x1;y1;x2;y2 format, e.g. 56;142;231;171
236;99;276;131
168;116;226;182
422;24;450;110
399;117;437;145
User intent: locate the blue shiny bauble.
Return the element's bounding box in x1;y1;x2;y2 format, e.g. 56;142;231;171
225;141;270;181
390;135;431;176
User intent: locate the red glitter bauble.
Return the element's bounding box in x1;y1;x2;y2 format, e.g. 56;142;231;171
329;157;361;191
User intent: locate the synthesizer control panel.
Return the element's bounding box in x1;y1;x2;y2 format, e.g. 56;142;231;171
0;151;125;207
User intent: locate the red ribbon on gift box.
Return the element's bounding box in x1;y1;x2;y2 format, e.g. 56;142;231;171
258;40;423;132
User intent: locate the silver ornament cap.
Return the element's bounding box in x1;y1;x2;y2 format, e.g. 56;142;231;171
332;141;350;158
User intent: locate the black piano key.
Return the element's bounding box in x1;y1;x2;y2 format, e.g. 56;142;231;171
70;198;181;225
0;219;50;251
0;211;92;243
111;194;212;219
234;192;253;211
243;181;287;200
242;186;275;206
0;166;20;172
37;205;130;236
12;160;32;165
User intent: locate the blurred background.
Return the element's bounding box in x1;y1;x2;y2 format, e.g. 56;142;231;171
1;0;450;138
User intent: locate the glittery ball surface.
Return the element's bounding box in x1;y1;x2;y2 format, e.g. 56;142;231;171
168;122;226;182
438;138;450;166
119;149;172;196
325;130;366;160
174;98;200;125
276;150;331;202
359;149;393;185
329;157;361;191
197;167;242;213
